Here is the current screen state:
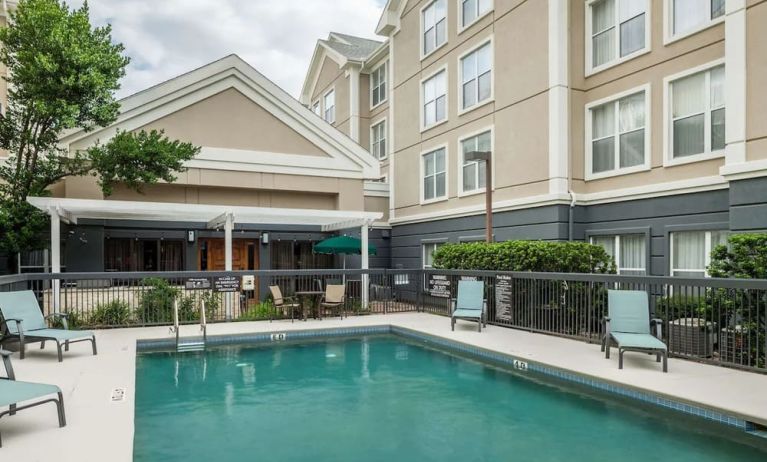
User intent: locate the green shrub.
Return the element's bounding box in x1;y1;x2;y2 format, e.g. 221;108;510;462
137;278;180;324
88;300;133;326
709;233;767;279
238;301;277;322
432;240;616;273
177;291;220;322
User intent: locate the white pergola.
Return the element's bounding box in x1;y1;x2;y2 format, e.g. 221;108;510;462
28;197;382;314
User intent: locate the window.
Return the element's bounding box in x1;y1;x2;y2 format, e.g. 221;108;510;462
461;0;492;28
422;69;447;128
589;0;648;71
422;0;447;57
460;41;492;111
671;0;725;38
323;90;335;123
590;234;646;275
669;65;725;160
588;88;647;177
371;120;387;159
423;242;445;268
312;101;321;116
671;230;728;277
460;130;491;193
105;239;184;272
422;148;447;202
371;62;387;107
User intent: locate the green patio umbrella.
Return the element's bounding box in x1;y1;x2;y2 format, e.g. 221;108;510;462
313;236;377;282
313;235;377;256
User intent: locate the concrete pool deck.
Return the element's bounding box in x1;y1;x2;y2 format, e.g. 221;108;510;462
3;312;767;461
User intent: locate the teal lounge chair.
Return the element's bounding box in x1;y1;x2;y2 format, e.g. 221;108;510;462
602;290;668;372
0;350;66;447
451;280;487;332
0;291;97;362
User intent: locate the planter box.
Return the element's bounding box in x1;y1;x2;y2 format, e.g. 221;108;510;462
669;318;715;358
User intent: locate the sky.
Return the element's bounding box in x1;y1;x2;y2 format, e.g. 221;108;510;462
68;0;387;99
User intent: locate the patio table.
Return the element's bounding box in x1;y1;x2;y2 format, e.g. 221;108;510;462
295;290;324;321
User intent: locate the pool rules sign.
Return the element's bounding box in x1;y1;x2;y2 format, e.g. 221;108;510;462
495;275;512;321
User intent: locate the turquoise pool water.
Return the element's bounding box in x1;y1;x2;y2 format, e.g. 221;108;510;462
134;335;767;461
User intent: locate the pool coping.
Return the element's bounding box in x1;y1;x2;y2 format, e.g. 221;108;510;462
137;324;764;435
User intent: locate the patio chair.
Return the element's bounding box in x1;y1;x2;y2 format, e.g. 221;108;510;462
0;349;66;447
451;280;487;332
602;290;668;372
320;284;345;319
269;285;300;322
0;291;97;362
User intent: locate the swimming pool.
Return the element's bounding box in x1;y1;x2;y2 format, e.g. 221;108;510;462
134;334;767;461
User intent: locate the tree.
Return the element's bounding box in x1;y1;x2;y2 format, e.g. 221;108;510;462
0;0;199;262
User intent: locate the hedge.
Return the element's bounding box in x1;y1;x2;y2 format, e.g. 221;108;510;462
432;240;616;273
709;233;767;279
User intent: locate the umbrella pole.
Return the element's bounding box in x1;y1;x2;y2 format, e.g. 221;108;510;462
343;255;346;285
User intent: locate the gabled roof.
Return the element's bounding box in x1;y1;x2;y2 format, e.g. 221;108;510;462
300;32;388;105
59;54;380;180
376;0;408;36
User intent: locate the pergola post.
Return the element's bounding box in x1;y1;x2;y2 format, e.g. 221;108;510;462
361;223;369;310
49;207;61;313
224;212;234;320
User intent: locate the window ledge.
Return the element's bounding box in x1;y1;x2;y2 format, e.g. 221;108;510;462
585;164;651;182
420;40;448;62
585;48;651;78
420;196;449;206
663;150;724;168
664;16;725;46
370;98;388;112
457;188;487;198
457;97;494;117
420;118;449;134
458;9;494;36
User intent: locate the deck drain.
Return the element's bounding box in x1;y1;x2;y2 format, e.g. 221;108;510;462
111;387;127;403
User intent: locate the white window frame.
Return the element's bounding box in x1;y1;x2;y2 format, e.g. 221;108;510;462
458;37;494;116
420;0;448;60
420;144;449;204
584;84;651;181
590;234;647;275
370;117;388;160
585;0;651;76
669;230;728;277
664;0;726;45
422;241;445;268
311;100;321;117
458;0;494;34
457;126;494;197
663;59;725;167
323;88;335;124
370;60;388;110
419;64;449;132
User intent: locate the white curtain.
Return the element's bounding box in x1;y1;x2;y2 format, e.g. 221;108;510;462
592;236;615;258
592;0;615;67
592;103;615;172
673;231;706;276
620;235;646;274
673;0;708;35
619;92;645;168
673;72;706;157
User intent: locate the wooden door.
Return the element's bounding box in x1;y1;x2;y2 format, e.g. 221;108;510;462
198;239;258;271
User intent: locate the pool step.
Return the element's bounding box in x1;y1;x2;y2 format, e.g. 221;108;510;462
177;341;206;352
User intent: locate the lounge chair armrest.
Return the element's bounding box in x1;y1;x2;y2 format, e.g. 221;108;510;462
46;313;70;330
0;317;23;332
450;298;456;312
0;348;14;380
650;318;663;339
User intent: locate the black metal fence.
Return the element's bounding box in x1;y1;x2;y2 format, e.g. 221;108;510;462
0;269;765;373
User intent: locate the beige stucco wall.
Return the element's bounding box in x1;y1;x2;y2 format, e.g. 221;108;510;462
364;196;389;222
569;0;726;194
310;55;351;137
391;0;550;218
746;0;767;161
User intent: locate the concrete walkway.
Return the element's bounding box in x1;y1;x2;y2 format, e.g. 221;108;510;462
2;312;767;461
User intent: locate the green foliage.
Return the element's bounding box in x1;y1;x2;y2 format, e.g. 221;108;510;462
88;300;132;327
0;0;199;256
709;233;767;279
238;301;278;322
177;290;220;322
432;240;616;273
88;130;199;196
137;278;179;324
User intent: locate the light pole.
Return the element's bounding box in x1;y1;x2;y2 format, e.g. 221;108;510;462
465;150;492;242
